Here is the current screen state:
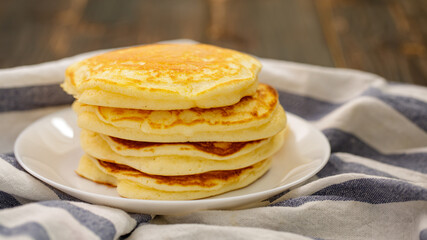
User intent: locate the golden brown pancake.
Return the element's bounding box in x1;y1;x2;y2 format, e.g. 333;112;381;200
79;129;286;175
62;44;261;110
72;84;287;142
76;154;272;200
108;137;259;157
99;130;273;159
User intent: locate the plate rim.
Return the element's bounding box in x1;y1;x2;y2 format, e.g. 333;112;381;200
14;107;330;210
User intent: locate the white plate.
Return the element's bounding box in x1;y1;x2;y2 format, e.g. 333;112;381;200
14;108;330;215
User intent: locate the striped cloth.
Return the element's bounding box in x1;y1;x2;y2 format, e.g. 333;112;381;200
1;43;427;240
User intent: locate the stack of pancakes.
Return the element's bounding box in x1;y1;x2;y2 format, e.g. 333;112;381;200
62;44;288;200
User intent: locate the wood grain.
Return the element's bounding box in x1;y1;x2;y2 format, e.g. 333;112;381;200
316;0;427;85
0;0;425;86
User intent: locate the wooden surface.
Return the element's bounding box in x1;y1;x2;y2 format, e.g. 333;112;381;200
0;0;426;86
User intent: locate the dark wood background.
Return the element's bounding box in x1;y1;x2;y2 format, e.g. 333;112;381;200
1;0;426;86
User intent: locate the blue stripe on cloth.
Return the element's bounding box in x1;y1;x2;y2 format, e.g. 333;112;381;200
0;222;49;240
40;201;117;240
0;191;21;209
362;88;427;132
312;178;427;204
420;228;427;240
128;213;152;225
270;195;354;207
277;88;427;131
0;84;73;112
324;128;427;174
1;153;80;201
271;178;427;207
317;154;397;179
278;91;337;120
263;190;291;203
0;153;25;171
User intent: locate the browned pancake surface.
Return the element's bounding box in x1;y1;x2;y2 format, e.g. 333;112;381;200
109;136;263;157
94;83;277;129
97;159;254;187
66;44;260;94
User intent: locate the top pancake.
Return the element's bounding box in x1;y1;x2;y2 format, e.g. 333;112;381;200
62;43;261;110
76;154;272;200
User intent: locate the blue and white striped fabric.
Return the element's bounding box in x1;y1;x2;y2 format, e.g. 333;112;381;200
1;42;427;240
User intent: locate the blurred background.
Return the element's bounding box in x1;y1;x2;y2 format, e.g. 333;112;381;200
0;0;426;86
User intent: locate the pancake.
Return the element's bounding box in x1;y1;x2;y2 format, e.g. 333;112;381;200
62;44;261;110
80;129;286;175
102;133;269;159
76;154;272;200
72;84;287;142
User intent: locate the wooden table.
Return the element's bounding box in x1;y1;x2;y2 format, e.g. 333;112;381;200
1;0;426;86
